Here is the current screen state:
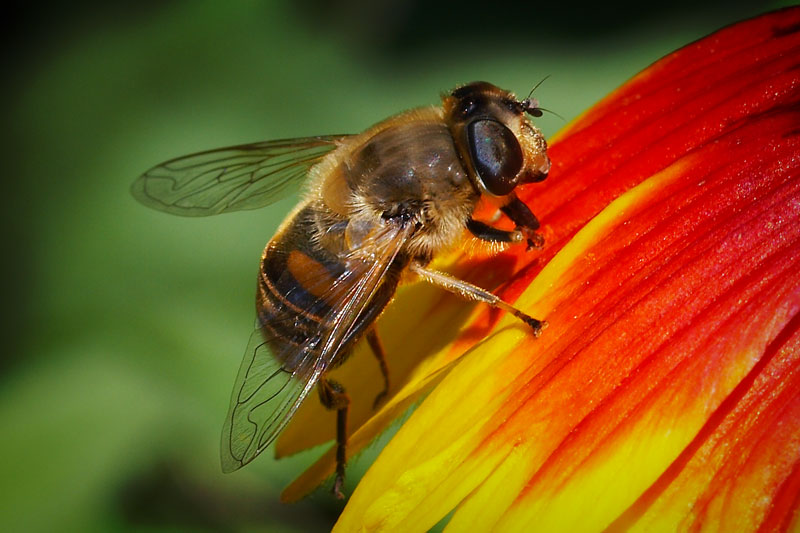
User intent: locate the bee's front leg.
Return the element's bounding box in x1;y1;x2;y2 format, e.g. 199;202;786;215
318;377;350;499
500;194;543;250
466;218;523;243
467;194;543;250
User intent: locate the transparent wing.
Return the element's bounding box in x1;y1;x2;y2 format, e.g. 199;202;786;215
220;220;414;472
132;135;350;216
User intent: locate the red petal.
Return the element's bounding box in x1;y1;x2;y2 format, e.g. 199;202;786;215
336;8;800;531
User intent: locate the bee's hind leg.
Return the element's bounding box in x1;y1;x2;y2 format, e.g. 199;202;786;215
318;378;350;499
366;327;390;409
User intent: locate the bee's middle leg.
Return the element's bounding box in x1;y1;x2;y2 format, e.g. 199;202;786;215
318;377;350;499
409;262;546;336
366;327;390;409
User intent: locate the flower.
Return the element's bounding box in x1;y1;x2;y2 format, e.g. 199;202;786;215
283;8;800;531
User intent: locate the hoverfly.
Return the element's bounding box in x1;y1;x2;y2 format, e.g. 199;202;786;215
132;81;550;498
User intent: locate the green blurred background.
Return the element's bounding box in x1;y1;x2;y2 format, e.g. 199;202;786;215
2;1;789;531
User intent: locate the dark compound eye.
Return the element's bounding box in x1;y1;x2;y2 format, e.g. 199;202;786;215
467;119;523;196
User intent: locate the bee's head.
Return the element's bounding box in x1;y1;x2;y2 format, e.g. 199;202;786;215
443;81;550;198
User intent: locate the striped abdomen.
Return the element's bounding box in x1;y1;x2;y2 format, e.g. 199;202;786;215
256;205;400;370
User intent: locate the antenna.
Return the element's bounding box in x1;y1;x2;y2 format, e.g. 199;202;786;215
520;75;564;121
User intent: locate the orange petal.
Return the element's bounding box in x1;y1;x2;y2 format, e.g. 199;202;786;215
334;7;800;531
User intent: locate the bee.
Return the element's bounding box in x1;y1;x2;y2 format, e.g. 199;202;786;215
132;81;550;498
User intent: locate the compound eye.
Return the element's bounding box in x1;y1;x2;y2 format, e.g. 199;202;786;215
467;119;523;196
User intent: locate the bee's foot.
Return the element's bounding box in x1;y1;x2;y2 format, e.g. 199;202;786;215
333;474;346;500
372;389;388;410
522;315;547;337
526;232;545;251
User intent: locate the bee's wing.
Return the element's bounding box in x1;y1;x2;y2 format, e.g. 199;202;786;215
220;220;414;472
132;135;350;216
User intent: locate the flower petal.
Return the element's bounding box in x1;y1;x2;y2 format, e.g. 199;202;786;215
335;7;800;531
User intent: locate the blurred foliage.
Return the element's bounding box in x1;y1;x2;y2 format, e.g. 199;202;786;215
1;0;788;531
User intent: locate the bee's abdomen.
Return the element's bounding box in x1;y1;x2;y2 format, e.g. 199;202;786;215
256;206;398;369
